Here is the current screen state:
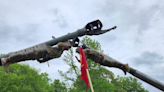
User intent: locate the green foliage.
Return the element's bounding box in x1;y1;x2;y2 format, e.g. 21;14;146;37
59;36;120;92
0;54;69;92
0;63;53;92
82;36;103;51
52;79;67;92
58;48;79;82
59;36;148;92
0;54;4;56
113;76;148;92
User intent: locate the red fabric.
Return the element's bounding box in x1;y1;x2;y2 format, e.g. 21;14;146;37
80;47;89;88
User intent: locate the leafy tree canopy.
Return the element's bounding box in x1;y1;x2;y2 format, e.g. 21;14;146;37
58;36;148;92
0;56;53;92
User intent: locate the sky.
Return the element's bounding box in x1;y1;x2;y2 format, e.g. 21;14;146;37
0;0;164;92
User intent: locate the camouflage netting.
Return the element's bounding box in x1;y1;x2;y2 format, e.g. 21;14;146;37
1;41;71;72
37;45;67;63
8;43;48;63
76;47;129;75
7;42;68;64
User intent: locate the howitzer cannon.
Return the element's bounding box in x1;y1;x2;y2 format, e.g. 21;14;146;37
0;20;116;72
1;19;164;91
74;40;164;91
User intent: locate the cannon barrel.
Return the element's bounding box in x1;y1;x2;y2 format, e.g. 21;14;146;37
0;20;116;66
81;43;164;91
129;67;164;91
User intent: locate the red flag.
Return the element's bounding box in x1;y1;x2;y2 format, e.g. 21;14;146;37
80;47;89;88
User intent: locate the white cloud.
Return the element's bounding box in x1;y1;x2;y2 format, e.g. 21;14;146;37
0;0;164;92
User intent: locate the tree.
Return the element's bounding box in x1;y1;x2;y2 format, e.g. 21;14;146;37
58;36;148;92
0;54;54;92
52;79;67;92
59;36;122;92
113;76;148;92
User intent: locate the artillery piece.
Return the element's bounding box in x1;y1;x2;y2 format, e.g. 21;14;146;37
0;20;163;91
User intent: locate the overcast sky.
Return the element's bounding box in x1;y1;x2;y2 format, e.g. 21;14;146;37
0;0;164;92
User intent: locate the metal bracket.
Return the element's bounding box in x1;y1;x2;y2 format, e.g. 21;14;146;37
85;20;117;36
